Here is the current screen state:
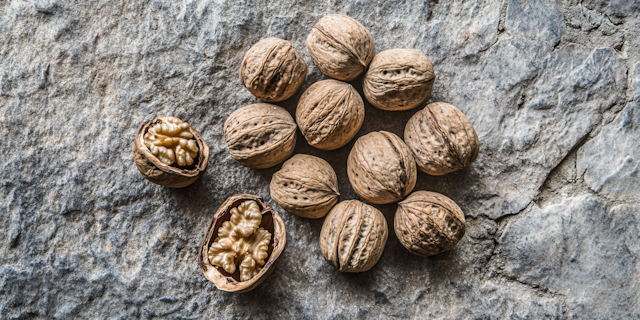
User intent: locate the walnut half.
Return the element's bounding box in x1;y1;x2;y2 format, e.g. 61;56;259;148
199;194;286;292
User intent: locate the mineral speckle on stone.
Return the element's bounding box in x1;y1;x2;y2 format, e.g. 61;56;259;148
1;0;638;318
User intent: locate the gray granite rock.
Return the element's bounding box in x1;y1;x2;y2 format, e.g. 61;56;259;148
1;0;638;319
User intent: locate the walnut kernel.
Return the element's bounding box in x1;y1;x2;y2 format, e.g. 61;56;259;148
363;49;435;111
347;131;417;204
395;191;466;256
404;102;479;175
320;200;388;272
296;80;364;150
240;37;307;102
143;115;198;166
307;14;375;81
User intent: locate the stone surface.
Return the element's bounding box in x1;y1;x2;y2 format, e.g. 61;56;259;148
0;0;638;318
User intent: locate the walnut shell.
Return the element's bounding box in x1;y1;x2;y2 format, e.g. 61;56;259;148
270;154;340;219
363;49;436;111
307;14;375;81
132;116;209;188
404;102;479;175
199;194;286;292
395;191;466;256
240;37;307;102
224;103;297;169
296;80;365;150
320;200;388;272
347;131;417;204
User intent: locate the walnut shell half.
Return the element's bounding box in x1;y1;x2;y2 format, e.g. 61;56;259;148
395;191;466;256
404;102;479;175
224;103;297;169
363;49;435;111
240;37;307;102
320;200;388;272
296;80;365;150
307;14;375;81
199;194;286;292
132;116;209;188
347;131;417;204
270;154;340;219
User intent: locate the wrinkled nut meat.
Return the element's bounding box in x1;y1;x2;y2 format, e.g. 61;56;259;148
270;154;340;219
240;37;307;102
395;191;466;256
404;102;479;175
347;131;417;204
224;103;297;169
363;49;435;111
199;194;286;292
320;200;388;272
296;80;365;150
132;115;209;188
307;14;375;81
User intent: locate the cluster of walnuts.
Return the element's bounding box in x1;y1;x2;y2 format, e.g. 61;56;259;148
131;14;480;292
225;15;480;275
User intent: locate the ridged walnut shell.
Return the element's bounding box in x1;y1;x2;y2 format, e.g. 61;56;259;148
320;200;388;272
395;191;466;256
199;194;286;292
347;131;417;204
363;49;436;111
307;14;375;81
224;103;297;169
240;37;307;102
296;80;365;150
132;118;209;188
405;102;479;175
270;154;340;219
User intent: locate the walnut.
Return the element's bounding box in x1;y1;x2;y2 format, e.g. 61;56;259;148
306;14;375;81
363;49;436;111
320;200;388;272
132;115;209;188
404;102;479;175
394;191;466;256
224;103;297;169
296;80;364;150
347;131;417;204
240;37;307;102
270;154;340;219
199;194;286;292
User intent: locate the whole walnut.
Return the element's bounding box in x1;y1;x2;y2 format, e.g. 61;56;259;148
240;37;307;102
347;131;417;204
307;14;375;81
363;49;435;111
296;80;365;150
404;102;479;175
224;103;296;169
132;115;209;188
270;154;340;219
395;191;466;256
320;200;388;272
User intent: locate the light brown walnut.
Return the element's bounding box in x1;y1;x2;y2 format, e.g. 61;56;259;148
395;191;466;256
307;14;375;81
320;200;387;272
270;154;340;219
240;37;307;102
347;131;417;204
224;103;297;169
296;80;364;150
363;49;435;111
404;102;479;175
132;115;209;188
199;194;286;293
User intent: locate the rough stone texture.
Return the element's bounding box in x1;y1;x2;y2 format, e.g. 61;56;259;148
0;0;638;319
